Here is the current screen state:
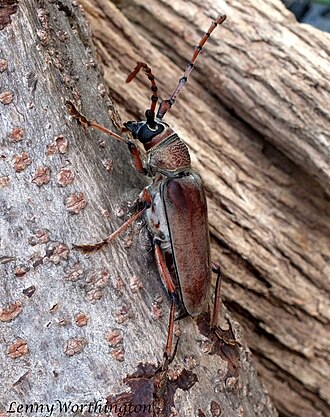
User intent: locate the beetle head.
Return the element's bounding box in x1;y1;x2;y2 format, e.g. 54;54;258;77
124;109;165;144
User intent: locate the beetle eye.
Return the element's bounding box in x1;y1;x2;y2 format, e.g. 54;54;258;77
124;121;164;143
137;123;164;143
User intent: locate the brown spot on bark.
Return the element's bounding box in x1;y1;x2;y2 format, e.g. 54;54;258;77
23;285;36;298
65;337;87;356
103;159;113;173
30;252;44;268
0;1;18;30
32;166;51;186
114;304;132;324
84;270;110;302
8;127;24;142
66;192;87;213
106;329;123;347
12;151;32;172
57;30;69;41
57;167;74;186
102;209;110;217
0;176;10;187
14;264;30;277
113;277;124;291
184;355;198;370
151;297;163;320
210;401;221;416
36;29;49;45
55;135;68;153
35;229;50;244
0;301;22;322
130;275;142;292
98;83;106;96
65;262;84;281
7;339;28;358
0;90;14;104
0;58;8;72
225;376;238;390
37;8;49;29
47;135;68;155
75;312;89;327
46;242;69;264
111;346;125;362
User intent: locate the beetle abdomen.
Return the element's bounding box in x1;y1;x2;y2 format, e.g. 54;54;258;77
162;171;211;316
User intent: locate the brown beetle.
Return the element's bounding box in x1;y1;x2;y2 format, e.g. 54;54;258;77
68;14;227;363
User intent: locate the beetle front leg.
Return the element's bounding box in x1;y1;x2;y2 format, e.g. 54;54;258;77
127;141;147;175
66;101;146;175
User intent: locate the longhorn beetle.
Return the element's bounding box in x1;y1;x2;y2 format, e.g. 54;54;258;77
68;14;227;365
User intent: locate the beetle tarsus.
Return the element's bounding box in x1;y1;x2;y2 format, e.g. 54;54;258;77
72;241;107;253
214;329;242;348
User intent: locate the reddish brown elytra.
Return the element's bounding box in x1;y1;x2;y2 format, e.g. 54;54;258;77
68;14;227;367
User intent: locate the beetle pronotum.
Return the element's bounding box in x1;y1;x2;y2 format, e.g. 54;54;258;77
68;14;227;366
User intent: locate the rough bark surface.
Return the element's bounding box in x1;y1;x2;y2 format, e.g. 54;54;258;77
77;1;329;417
0;1;278;417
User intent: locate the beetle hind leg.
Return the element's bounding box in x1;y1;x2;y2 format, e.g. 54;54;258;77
154;243;179;368
211;263;222;328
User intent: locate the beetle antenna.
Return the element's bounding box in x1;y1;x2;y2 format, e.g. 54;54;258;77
126;61;158;127
157;14;226;119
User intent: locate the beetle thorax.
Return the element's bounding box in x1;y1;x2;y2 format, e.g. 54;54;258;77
146;127;191;174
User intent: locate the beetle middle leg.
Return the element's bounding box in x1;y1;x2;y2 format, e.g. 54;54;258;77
73;189;152;252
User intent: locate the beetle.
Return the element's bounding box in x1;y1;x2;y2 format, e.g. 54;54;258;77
67;14;227;364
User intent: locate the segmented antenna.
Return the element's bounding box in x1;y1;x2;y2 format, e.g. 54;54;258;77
126;62;159;127
157;14;227;119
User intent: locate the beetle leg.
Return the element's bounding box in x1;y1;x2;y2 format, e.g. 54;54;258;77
66;101;146;175
211;263;222;328
154;243;178;365
73;205;147;253
74;188;152;252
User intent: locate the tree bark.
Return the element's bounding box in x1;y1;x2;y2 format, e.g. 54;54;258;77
77;1;329;417
0;1;278;417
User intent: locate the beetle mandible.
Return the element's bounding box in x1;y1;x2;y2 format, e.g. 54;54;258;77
68;14;227;363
